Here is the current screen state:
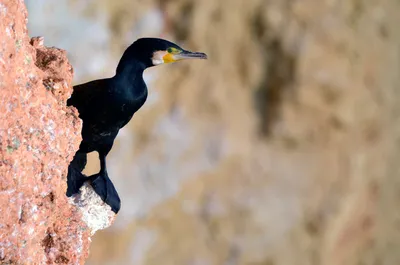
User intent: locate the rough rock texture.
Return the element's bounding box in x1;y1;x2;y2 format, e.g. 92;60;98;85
69;182;116;236
0;1;113;264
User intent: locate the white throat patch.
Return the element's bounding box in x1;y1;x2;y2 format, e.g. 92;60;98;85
152;51;167;65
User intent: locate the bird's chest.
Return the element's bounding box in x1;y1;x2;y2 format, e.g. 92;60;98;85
101;97;137;126
84;99;136;145
99;90;146;125
81;82;148;145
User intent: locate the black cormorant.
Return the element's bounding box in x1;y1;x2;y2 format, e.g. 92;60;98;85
66;38;207;213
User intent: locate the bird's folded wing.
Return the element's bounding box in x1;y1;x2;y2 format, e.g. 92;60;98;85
67;78;110;119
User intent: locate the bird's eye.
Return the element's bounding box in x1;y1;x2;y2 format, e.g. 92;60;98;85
167;47;181;54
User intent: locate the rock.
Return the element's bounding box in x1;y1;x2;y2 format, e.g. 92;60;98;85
0;1;114;264
69;182;116;236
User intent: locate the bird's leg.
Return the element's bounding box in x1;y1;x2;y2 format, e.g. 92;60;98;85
66;165;88;196
66;152;88;196
88;153;121;213
99;151;107;175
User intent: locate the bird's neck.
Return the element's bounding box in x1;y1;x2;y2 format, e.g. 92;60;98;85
113;58;147;97
115;57;147;78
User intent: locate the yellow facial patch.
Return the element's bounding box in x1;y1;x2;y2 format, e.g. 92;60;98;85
162;53;176;63
152;48;182;65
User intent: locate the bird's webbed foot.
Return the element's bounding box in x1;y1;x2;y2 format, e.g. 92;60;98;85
88;171;121;213
66;165;89;196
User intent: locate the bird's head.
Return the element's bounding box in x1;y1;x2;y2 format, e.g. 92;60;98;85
118;38;207;70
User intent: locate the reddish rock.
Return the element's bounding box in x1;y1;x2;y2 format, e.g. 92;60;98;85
0;1;113;264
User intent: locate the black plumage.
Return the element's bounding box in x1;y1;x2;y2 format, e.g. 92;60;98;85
66;38;207;213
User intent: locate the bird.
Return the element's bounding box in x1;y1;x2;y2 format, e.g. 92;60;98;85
66;38;207;213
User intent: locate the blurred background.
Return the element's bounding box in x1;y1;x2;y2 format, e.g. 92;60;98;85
25;0;400;264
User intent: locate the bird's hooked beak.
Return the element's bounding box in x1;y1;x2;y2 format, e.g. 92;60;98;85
152;48;207;65
169;50;208;61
